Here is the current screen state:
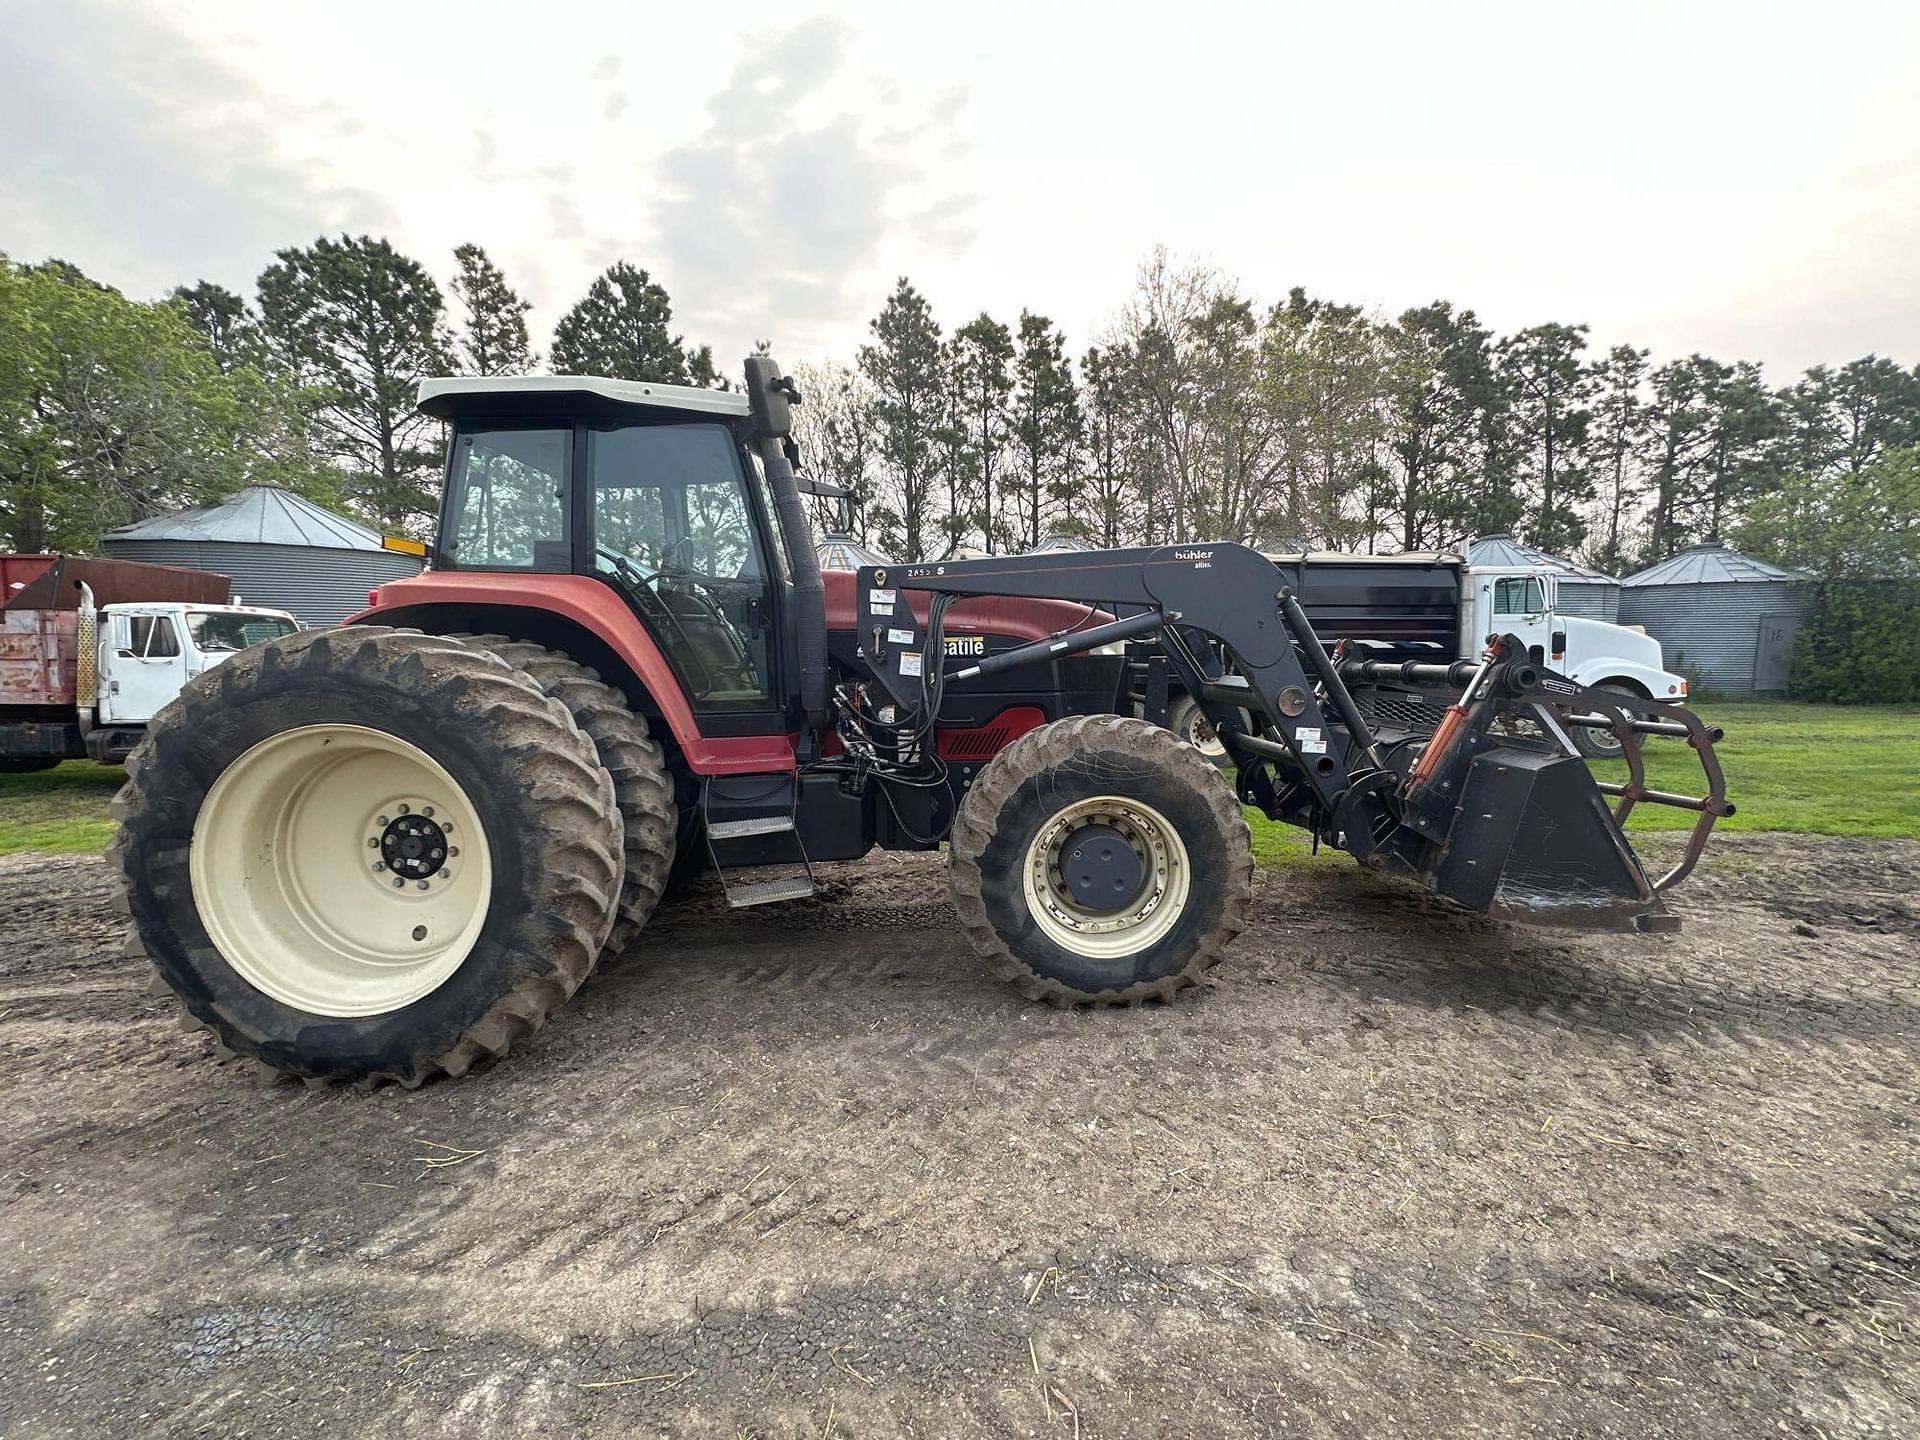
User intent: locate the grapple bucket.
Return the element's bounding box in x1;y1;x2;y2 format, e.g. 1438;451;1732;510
1425;746;1675;933
1330;645;1733;936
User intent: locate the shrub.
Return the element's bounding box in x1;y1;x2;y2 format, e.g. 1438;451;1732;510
1790;581;1920;704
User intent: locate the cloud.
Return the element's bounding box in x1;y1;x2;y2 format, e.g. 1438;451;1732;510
645;18;977;364
0;2;392;298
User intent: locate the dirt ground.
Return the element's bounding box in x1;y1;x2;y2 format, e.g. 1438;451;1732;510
0;834;1915;1439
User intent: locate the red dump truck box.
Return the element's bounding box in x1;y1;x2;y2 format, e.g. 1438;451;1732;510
1;554;229;612
0;609;79;706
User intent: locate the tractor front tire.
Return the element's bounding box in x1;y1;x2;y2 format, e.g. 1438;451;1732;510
948;714;1252;1005
110;626;624;1087
447;634;675;957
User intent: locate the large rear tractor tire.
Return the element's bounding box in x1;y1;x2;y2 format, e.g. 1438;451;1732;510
948;714;1252;1005
110;626;624;1087
447;634;675;957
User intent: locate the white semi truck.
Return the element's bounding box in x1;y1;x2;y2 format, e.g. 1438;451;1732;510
1151;548;1685;761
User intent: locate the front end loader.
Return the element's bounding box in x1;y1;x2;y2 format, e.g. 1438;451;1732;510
109;356;1731;1087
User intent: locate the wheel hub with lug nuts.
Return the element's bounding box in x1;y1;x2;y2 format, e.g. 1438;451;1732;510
373;804;453;887
1022;796;1193;959
1058;823;1146;913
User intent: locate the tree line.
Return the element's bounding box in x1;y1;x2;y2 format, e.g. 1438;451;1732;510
817;250;1920;585
2;239;712;550
5;237;1917;600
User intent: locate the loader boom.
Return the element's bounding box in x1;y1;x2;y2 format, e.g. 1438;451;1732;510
854;542;1732;933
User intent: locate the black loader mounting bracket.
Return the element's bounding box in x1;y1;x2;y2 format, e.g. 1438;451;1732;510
853;543;1732;935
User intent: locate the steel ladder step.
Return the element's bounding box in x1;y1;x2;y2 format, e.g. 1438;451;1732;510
724;875;817;909
707;814;797;841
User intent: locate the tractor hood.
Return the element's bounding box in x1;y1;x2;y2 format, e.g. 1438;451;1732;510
820;569;1112;644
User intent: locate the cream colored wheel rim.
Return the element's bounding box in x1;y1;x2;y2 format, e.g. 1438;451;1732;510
189;724;494;1017
1021;795;1192;959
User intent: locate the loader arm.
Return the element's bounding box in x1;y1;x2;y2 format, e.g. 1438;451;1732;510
855;543;1732;934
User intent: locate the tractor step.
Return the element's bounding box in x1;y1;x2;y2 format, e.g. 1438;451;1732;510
707;814;797;840
724;875;817;909
702;773;816;910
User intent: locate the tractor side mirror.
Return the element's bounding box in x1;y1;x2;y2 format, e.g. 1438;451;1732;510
743;355;795;439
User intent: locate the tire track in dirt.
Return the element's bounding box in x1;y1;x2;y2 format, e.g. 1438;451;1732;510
2;836;1917;1436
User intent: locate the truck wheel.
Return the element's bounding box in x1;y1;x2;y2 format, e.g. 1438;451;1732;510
447;634;675;957
1165;692;1232;764
1571;684;1643;759
110;627;623;1087
949;714;1252;1005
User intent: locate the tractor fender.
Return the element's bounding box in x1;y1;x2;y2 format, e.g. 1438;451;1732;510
347;571;795;776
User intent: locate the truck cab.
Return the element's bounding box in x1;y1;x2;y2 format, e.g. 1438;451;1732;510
96;603;300;729
1464;563;1686;755
0;581;298;770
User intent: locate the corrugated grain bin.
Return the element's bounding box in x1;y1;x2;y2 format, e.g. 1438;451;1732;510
99;486;425;628
1618;541;1814;696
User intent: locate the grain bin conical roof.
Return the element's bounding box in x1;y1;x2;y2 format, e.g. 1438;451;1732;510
102;486;386;552
1621;540;1806;586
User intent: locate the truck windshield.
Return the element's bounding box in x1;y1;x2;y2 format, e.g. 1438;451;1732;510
187;612;298;651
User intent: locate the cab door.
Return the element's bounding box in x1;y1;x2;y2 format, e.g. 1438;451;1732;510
1488;573;1554;663
102;610;190;722
584;422;782;724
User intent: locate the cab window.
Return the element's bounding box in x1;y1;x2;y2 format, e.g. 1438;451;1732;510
590;423;774;710
187;612;299;651
126;615;181;658
444;427;570;570
1493;576;1546;615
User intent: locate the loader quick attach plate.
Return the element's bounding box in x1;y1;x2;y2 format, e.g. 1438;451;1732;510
1427;746;1679;934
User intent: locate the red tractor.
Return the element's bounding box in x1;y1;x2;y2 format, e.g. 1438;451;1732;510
111;359;1732;1086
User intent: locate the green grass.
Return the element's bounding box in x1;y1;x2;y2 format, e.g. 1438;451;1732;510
0;760;124;855
1591;700;1920;839
0;703;1914;859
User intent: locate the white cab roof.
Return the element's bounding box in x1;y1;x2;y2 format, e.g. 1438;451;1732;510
417;375;750;421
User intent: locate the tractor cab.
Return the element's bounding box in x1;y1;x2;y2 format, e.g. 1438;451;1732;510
417;375;808;729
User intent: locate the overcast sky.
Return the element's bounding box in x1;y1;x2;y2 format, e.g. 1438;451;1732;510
3;0;1917;379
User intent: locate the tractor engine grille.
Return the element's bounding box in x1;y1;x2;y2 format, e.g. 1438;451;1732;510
935;706;1047;762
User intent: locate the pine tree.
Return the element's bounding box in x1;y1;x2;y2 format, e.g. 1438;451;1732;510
1692;357;1781;536
1078;345;1134;547
1005;311;1081;551
949;313;1013;551
169;281;257;372
450;244;535;376
549;261;714;384
256;234;453;530
1644;359;1711;559
1381;302;1504;550
1586;344;1650;573
857;279;946;562
1499;323;1594;553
